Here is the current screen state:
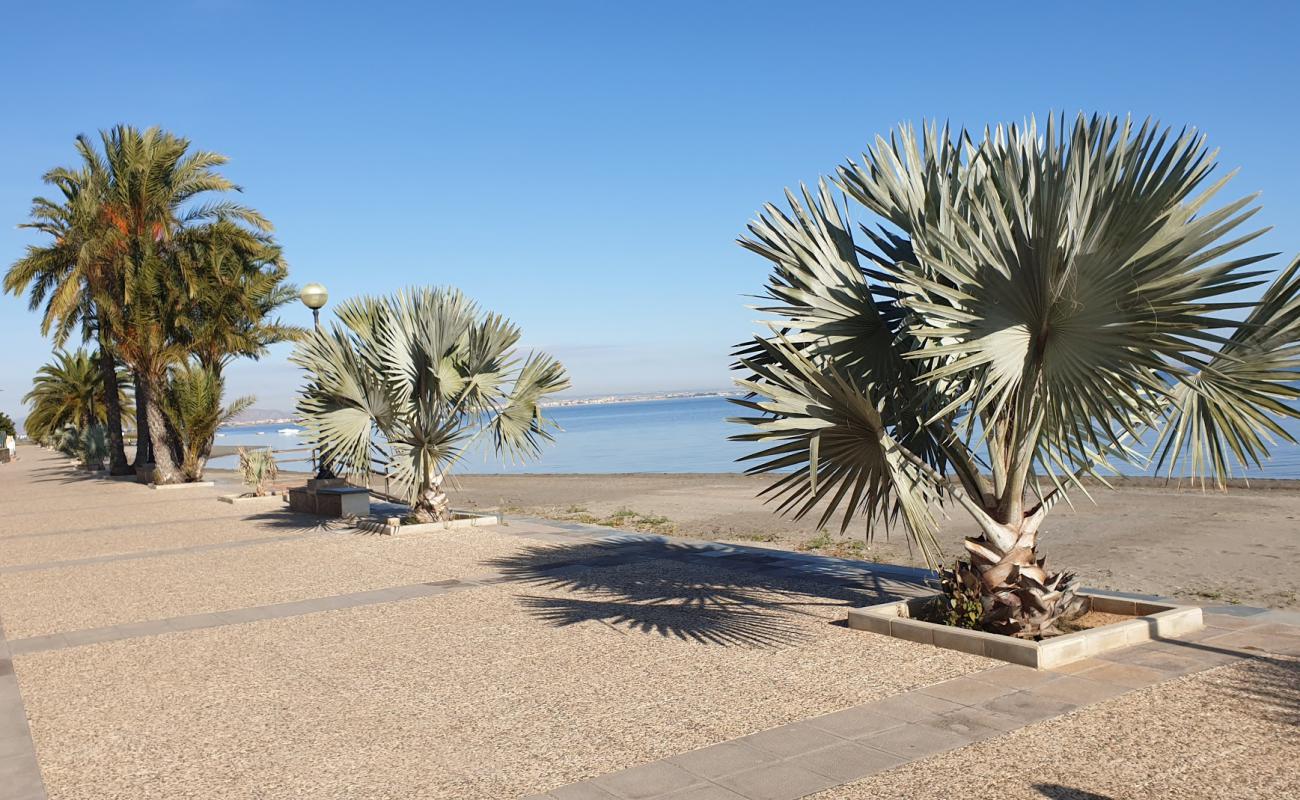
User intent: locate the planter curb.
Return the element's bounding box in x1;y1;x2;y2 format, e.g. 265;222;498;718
847;590;1204;669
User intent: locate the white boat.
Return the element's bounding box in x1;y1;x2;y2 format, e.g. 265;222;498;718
277;428;301;435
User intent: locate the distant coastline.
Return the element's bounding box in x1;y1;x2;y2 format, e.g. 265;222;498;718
541;390;741;408
220;390;743;428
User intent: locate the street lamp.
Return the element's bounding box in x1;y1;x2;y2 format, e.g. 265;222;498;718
300;283;328;330
299;282;335;478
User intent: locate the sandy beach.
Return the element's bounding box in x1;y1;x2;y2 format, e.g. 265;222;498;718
428;472;1300;610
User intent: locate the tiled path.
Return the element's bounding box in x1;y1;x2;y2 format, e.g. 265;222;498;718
2;449;1299;799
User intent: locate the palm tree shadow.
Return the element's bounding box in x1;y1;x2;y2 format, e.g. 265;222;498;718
1033;785;1113;800
489;539;903;649
1211;652;1300;726
242;509;348;534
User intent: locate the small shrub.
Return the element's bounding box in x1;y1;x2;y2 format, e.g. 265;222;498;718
939;561;984;630
238;447;279;496
81;425;108;467
799;530;833;551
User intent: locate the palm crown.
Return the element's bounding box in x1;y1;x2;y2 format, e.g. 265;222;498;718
732;114;1300;636
292;287;570;521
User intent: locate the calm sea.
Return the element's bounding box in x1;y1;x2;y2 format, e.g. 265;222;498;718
211;395;1300;478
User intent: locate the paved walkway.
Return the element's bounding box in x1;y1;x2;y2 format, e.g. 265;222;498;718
1;449;1297;799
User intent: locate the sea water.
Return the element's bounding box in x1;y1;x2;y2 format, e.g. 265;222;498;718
211;395;1300;478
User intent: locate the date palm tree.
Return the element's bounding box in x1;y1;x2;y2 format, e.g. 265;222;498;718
23;349;132;444
292;287;569;522
167;220;301;378
731;114;1300;638
4;167;133;473
81;125;273;481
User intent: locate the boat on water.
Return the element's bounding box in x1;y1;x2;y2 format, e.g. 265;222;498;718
277;428;301;435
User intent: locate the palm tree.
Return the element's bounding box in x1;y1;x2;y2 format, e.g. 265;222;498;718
167;220;302;377
79;126;272;482
4;166;133;474
160;361;253;481
23;349;132;444
731;114;1300;638
291;287;569;522
0;412;16;440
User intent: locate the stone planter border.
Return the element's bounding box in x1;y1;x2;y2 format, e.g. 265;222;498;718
217;492;286;505
354;511;500;536
149;481;216;491
846;589;1203;669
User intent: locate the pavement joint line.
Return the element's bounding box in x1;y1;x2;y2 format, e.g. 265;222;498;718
0;494;220;521
0;617;48;800
4;578;485;655
0;509;319;543
0;530;339;574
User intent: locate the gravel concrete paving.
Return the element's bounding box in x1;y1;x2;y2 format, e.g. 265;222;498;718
0;528;575;638
807;655;1300;800
3;450;988;798
14;563;987;799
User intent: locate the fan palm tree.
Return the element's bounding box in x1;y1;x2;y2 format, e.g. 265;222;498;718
4;166;133;473
292;287;569;522
23;349;132;444
731;114;1300;638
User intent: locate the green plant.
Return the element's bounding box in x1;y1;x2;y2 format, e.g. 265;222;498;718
0;412;15;439
292;287;569;522
800;530;833;551
732;114;1300;638
939;562;984;630
22;349;131;443
81;425;108;467
162;362;253;481
238;447;279;496
52;426;81;457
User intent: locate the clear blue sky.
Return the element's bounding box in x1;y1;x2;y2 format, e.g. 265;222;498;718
3;1;1298;420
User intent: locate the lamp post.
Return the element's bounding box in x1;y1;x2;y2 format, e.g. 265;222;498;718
299;283;335;479
300;283;328;330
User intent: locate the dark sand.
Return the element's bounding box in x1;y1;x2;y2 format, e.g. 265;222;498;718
205;464;1300;610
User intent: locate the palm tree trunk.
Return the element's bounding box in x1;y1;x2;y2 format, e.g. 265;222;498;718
961;522;1083;638
133;371;151;467
96;345;131;475
411;473;451;523
144;385;182;484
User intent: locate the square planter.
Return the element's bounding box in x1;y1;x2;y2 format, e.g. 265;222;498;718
846;590;1203;669
354;511;500;536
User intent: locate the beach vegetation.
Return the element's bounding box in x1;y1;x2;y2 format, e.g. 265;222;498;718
732;114;1300;638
